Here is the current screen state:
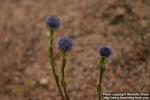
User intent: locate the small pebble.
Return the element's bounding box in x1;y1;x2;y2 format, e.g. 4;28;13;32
39;78;49;86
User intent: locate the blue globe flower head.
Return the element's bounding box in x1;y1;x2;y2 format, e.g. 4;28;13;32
57;37;73;52
99;46;113;58
47;16;60;29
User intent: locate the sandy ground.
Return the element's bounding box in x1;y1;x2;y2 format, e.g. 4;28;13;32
0;0;150;100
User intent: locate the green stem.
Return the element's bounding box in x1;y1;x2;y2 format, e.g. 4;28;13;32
61;51;70;100
98;57;105;100
48;28;65;100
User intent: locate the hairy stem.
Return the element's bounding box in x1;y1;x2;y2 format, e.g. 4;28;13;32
98;57;105;100
49;28;65;100
61;51;70;100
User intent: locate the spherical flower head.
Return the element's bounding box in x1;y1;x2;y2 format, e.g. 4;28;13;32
57;37;73;52
47;16;60;29
99;46;112;58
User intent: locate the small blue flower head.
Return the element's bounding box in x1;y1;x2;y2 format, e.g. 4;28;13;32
47;16;60;29
57;37;73;52
99;46;112;58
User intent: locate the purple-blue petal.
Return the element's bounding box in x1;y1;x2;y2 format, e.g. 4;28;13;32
99;46;112;58
57;37;73;52
47;16;60;29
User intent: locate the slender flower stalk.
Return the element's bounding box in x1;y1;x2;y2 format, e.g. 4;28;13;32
97;46;112;100
57;37;73;100
47;16;65;100
98;56;105;100
61;51;70;100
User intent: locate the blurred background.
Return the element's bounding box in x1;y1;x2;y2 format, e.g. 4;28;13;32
0;0;149;100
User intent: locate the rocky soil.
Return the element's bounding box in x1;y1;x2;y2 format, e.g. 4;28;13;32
0;0;149;100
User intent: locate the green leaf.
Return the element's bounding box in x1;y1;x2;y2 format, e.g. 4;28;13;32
50;58;55;65
99;57;105;70
96;85;101;94
61;79;66;87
